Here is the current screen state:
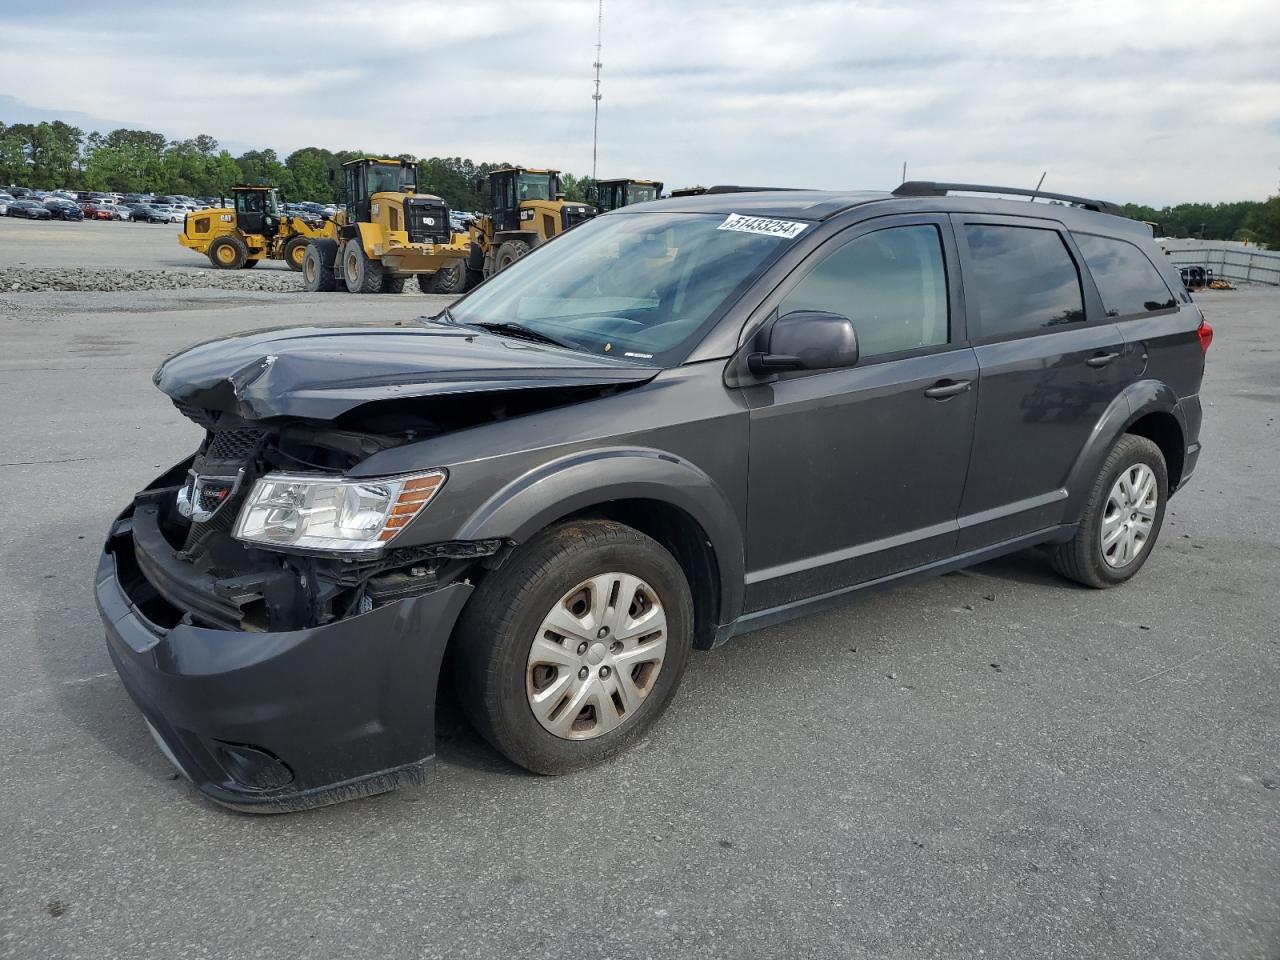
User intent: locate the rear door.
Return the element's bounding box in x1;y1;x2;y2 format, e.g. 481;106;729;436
742;215;979;612
953;215;1129;549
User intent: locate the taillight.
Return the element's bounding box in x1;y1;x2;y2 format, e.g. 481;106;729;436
1197;318;1214;354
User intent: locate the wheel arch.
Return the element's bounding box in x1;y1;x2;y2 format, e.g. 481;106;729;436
455;448;744;649
1064;380;1187;519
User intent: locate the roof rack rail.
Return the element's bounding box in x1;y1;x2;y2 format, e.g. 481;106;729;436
892;181;1124;217
702;185;806;194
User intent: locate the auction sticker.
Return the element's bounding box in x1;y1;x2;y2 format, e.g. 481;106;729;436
717;213;809;239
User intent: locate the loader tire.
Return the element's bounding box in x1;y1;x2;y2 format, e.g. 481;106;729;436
428;259;467;294
380;274;405;294
302;239;339;292
495;239;530;272
283;236;309;272
343;238;383;294
208;235;248;270
241;258;259;269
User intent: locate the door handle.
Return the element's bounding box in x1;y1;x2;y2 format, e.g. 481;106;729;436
1086;351;1121;368
923;379;972;399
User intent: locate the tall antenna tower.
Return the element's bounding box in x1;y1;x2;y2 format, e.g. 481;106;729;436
591;0;603;181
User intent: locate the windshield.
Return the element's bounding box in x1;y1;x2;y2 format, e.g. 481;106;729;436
448;212;801;366
368;162;414;194
626;184;659;204
516;172;555;201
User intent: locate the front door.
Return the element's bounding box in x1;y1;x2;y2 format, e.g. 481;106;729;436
346;165;370;224
491;173;518;232
952;215;1130;549
742;216;979;613
235;190;266;235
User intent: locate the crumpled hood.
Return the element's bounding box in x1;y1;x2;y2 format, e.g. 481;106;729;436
153;320;660;421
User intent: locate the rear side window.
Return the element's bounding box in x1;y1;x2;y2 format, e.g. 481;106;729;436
780;224;949;359
1073;233;1177;317
963;224;1084;338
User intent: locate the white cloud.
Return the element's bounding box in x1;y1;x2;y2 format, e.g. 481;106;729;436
0;0;1276;204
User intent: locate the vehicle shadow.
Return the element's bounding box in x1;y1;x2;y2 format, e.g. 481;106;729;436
958;547;1083;591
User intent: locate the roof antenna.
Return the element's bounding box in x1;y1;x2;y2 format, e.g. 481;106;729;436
901;161;907;184
1029;171;1047;203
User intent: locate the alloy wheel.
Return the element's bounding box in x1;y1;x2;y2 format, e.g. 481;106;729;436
1100;462;1158;568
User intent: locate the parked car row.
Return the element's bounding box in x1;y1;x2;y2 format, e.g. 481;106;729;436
0;189;196;225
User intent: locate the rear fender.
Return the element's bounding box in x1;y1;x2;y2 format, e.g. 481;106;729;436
1063;379;1185;521
455;447;745;627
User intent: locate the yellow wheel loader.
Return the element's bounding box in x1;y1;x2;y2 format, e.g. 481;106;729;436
586;178;664;212
178;186;326;271
301;157;472;295
435;167;596;294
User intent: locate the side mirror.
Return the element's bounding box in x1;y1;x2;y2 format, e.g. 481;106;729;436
470;174;484;193
748;310;859;375
584;185;598;204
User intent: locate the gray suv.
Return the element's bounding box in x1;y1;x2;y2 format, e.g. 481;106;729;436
97;181;1210;811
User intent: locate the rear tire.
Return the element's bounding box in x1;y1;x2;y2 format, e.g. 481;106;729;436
454;519;694;774
495;239;530;273
380;274;405;294
343;238;383;293
1051;434;1168;588
208;235;248;270
302;239;339;292
283;236;309;272
241;258;259;269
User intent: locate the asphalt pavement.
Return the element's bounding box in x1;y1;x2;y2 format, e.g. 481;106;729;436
0;262;1275;958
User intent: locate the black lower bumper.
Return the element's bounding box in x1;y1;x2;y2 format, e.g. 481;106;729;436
96;519;472;813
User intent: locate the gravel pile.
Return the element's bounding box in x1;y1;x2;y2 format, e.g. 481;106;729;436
1;267;304;294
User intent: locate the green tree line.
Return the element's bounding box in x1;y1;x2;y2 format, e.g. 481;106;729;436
0;120;596;210
3;118;1278;245
1122;198;1280;248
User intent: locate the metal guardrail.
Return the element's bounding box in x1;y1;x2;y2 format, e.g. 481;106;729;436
1162;246;1280;286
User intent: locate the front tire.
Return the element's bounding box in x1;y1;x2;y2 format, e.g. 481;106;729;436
429;259;467;293
302;239;339;292
343;238;383;293
494;239;530;273
1051;434;1168;588
207;235;248;269
454;519;694;774
380;274;405;294
283;235;309;272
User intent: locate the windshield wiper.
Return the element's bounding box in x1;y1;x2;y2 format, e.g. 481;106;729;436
470;321;580;351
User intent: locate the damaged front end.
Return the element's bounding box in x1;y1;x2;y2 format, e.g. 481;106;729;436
98;320;659;811
109;408;502;635
98;408;497;811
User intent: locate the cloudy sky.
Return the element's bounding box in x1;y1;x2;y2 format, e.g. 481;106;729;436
1;0;1277;205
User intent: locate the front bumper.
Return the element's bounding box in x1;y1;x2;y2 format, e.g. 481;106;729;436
96;509;472;813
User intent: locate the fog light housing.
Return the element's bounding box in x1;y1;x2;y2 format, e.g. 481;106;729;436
215;742;295;791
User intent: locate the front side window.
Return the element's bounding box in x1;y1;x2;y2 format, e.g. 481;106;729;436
448;212;800;366
236;192;264;214
517;172;554;201
963;224;1084;338
367;163;411;194
779;224;949;359
1073;233;1177;317
626;184;659;204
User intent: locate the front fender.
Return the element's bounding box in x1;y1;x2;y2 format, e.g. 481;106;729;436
456;447;745;626
1062;379;1185;521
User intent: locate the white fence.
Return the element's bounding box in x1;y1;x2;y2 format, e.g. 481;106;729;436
1158;240;1280;286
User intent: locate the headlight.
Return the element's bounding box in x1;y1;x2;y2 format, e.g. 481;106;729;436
233;470;445;553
